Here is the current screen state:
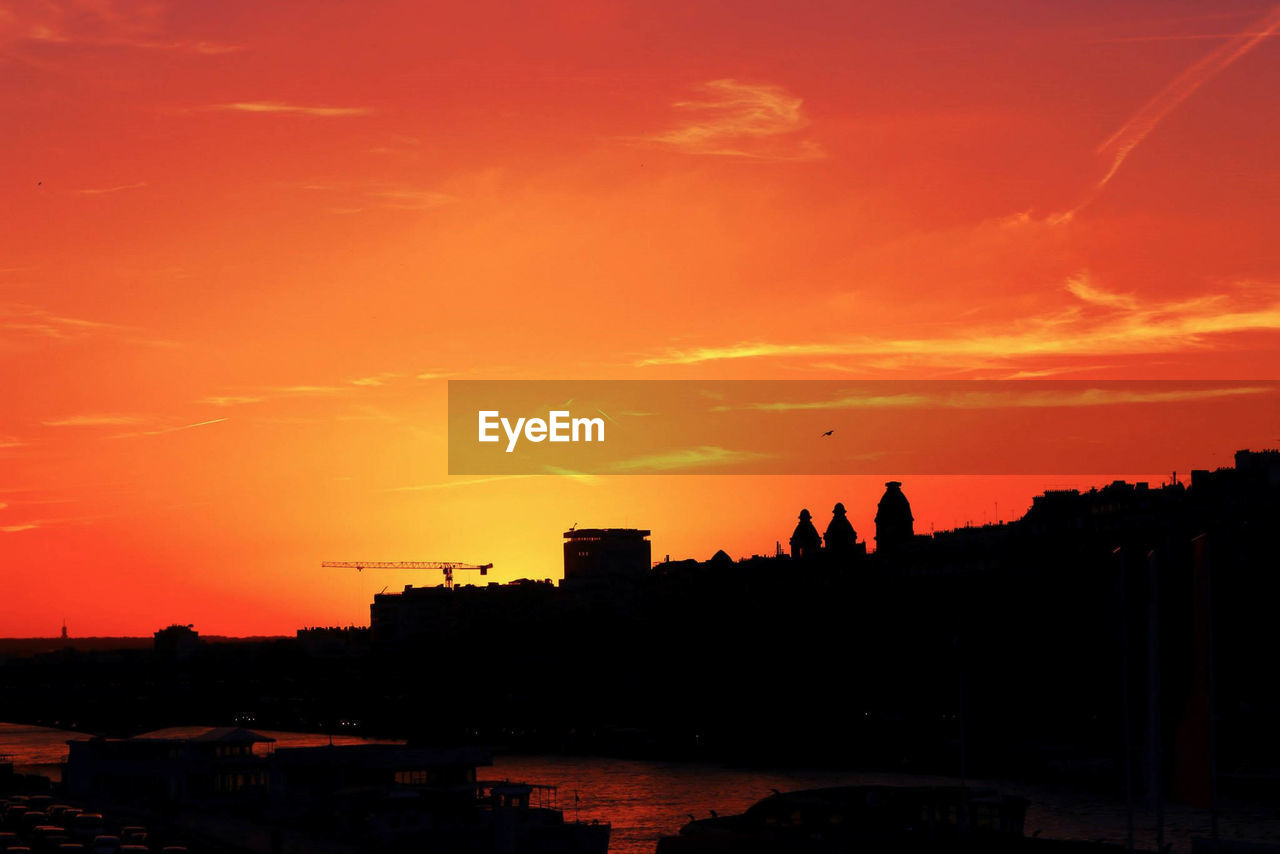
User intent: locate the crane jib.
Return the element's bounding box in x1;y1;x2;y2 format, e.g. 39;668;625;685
321;561;492;589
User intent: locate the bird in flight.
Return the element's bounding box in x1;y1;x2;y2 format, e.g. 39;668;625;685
820;430;834;437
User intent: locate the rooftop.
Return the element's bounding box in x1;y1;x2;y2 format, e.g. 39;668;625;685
564;528;651;539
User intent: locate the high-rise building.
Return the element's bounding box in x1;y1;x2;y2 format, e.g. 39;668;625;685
563;528;651;584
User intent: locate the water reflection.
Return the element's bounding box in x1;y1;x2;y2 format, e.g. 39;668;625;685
5;723;1280;854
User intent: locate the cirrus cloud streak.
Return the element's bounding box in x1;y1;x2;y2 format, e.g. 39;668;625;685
639;278;1280;368
644;79;824;161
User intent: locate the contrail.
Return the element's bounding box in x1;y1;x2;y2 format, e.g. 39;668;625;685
112;418;228;439
1095;3;1280;191
148;417;227;435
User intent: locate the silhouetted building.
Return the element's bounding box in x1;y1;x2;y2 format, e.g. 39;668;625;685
371;579;559;644
562;528;651;585
1233;447;1280;483
1188;448;1280;522
874;481;914;554
154;623;199;659
12;447;1280;804
372;585;451;644
789;509;821;558
296;625;371;656
823;502;858;555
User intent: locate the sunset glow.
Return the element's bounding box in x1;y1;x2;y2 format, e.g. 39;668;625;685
2;1;1278;635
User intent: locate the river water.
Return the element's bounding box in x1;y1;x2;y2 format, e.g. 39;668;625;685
4;722;1278;854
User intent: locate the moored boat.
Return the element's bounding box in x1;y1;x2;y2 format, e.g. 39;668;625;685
657;785;1148;854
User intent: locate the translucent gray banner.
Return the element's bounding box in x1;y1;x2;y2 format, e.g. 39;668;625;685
447;380;1279;475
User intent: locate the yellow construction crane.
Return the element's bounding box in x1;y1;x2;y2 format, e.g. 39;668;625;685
322;560;492;589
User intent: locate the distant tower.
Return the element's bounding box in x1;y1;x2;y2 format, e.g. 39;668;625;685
875;481;914;554
790;509;822;559
61;620;68;640
823;502;858;555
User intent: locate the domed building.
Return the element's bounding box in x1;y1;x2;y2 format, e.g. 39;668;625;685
875;481;914;554
823;502;858;554
789;508;822;559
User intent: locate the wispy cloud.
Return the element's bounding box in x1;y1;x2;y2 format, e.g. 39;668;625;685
610;445;770;472
1003;365;1114;379
273;384;348;395
299;182;455;212
645;79;824;160
350;373;402;387
388;475;536;491
199;395;263;407
0;511;108;533
128;39;242;54
721;386;1271;413
199;372;427;409
1094;4;1280;192
1;304;128;340
998;209;1075;229
3;3;241;54
541;466;602;483
19;29;240;55
0;436;27;448
721;394;931;411
77;182;147;195
368;189;454;210
42;414;145;427
0;304;172;347
215;102;373;117
1064;273;1139;310
388;467;600;490
638;276;1280;368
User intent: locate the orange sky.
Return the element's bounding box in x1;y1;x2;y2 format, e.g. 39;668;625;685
2;1;1279;636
